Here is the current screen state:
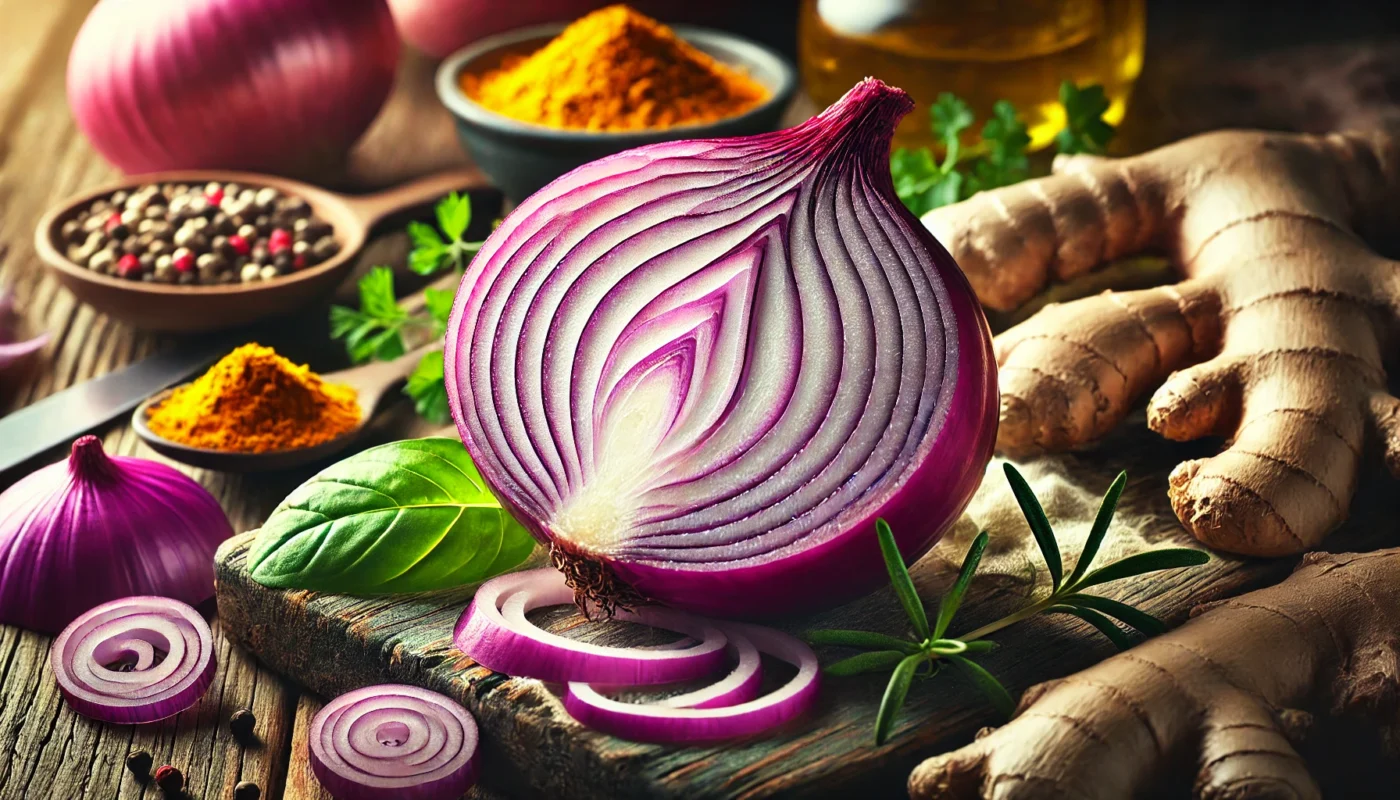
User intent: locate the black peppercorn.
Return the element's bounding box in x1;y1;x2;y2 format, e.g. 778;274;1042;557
125;749;153;777
153;764;183;794
234;780;261;800
230;707;256;739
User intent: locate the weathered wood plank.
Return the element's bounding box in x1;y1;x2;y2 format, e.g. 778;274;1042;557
215;420;1400;799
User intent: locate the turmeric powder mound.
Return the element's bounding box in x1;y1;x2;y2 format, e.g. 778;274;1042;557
462;5;769;132
147;343;360;453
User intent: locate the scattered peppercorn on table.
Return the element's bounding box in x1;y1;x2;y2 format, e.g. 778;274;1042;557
5;2;1400;799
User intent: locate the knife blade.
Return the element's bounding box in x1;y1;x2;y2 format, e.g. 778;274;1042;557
0;336;231;475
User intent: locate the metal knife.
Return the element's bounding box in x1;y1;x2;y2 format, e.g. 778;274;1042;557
0;336;232;475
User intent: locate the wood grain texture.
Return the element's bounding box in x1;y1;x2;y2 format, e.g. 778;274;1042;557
216;420;1400;800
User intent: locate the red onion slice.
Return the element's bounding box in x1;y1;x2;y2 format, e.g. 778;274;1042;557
500;592;763;708
453;568;728;684
49;596;215;724
310;684;478;800
564;623;819;743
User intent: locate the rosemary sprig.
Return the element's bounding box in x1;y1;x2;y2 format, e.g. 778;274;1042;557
807;464;1209;745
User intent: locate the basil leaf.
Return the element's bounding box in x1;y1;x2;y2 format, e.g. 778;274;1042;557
248;438;535;593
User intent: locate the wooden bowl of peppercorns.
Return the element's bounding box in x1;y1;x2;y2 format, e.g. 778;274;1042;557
35;168;487;332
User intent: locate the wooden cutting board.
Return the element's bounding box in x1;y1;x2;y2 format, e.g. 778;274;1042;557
214;420;1399;799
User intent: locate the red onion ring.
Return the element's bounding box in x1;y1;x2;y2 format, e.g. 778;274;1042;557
310;684;478;800
453;568;728;684
564;623;819;743
49;596;215;724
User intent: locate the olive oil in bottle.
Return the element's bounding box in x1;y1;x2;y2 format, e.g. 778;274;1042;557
799;0;1146;150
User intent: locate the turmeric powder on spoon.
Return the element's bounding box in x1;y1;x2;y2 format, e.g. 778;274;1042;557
147;344;359;453
462;5;769;132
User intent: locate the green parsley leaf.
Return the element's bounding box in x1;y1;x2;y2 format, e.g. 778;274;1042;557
929;93;974;169
404;350;450;424
424;287;456;337
1055;81;1115;155
408;221;448;276
436;192;472;243
968;100;1031;194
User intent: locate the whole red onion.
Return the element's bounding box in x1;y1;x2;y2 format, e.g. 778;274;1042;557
67;0;400;176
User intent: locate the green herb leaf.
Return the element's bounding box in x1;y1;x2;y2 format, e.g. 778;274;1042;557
404;351;450;424
424;287;456;336
1003;463;1062;590
805;629;922;654
436;192;472;242
359;266;405;321
1066;471;1127;587
408;222;448;275
946;655;1014;719
891;147;941;215
1063;593;1166;636
1076;548;1210;590
248;438;534;593
1055;81;1116;155
877;519;930;641
875;653;924;745
968;100;1031;194
1048;604;1133;651
929;93;974;169
825;650;911;677
934;530;988;639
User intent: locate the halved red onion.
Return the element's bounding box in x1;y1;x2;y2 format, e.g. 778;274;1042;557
49;596;215;724
565;623;819;743
310;684;478;800
444;78;998;617
453;568;728;684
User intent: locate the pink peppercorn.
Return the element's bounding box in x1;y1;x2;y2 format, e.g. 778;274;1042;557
117;254;141;278
268;228;292;254
206;187;225;207
103;212;123;233
228;234;251;256
293;254;306;270
172;251;195;273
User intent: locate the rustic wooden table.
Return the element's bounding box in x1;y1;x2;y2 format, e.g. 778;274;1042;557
4;1;1400;798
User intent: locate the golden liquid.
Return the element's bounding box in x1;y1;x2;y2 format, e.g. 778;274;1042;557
799;0;1146;150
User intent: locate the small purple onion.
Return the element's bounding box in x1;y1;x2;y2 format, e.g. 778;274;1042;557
0;436;233;633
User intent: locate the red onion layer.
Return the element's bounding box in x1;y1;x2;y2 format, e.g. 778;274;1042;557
445;79;997;616
67;0;399;176
565;623;819;743
50;596;216;724
310;684;478;800
453;569;728;684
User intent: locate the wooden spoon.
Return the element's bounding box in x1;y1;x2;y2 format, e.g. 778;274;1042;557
131;346;432;472
35;168;493;332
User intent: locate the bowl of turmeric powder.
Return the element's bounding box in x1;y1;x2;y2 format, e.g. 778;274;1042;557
436;5;796;202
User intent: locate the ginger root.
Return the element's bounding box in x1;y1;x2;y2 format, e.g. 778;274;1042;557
908;548;1400;800
925;128;1400;555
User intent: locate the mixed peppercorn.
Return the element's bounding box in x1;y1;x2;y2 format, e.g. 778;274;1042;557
59;181;339;285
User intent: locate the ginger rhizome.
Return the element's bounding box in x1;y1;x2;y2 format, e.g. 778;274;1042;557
925;128;1400;556
907;549;1400;799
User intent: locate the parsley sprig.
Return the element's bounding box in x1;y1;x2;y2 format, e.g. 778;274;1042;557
892;81;1112;216
329;192;486;423
807;464;1208;745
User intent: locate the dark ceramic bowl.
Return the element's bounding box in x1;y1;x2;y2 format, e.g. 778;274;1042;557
435;23;797;203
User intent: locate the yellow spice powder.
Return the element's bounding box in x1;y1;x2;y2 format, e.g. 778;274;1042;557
462;5;769;132
146;343;360;453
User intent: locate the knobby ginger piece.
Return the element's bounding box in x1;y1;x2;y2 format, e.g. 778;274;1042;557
925;129;1400;555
